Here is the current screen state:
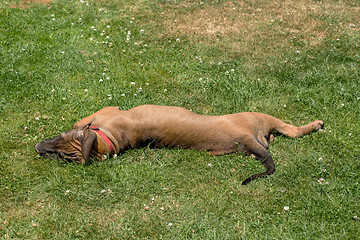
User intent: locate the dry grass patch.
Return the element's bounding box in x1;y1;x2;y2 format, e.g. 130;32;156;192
160;0;359;57
7;0;54;8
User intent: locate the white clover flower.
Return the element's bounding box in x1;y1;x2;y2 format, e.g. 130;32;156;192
126;31;131;41
283;206;290;211
131;82;135;85
318;178;328;184
99;79;103;82
167;223;173;227
121;93;125;97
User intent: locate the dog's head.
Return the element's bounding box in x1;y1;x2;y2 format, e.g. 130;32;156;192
35;125;97;164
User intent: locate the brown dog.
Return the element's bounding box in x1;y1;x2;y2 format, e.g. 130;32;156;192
35;105;324;185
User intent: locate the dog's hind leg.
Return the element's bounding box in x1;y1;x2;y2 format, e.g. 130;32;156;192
241;139;275;185
267;115;324;138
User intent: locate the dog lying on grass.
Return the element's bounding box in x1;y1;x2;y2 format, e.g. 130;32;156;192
35;105;324;185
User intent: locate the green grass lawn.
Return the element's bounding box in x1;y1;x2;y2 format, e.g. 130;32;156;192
1;0;359;239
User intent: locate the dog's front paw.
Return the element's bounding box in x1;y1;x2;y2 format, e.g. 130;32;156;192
312;120;324;131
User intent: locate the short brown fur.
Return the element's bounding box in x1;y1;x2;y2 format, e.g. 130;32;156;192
35;105;324;185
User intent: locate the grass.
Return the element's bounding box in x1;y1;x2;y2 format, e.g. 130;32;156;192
1;0;359;239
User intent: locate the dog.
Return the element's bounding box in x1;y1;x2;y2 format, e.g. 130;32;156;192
35;105;324;185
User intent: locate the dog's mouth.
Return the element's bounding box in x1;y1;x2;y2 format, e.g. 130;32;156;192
39;151;58;160
39;151;80;163
35;144;79;162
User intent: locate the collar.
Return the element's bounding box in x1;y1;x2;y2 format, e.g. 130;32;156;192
89;126;115;155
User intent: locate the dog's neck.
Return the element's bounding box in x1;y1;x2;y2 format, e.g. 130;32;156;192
89;126;116;155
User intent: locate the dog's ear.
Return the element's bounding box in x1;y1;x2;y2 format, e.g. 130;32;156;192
77;127;97;164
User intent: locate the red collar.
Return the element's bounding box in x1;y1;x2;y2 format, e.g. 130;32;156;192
89;126;115;155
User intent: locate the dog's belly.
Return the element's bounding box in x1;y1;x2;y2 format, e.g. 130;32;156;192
106;105;257;153
134;115;240;152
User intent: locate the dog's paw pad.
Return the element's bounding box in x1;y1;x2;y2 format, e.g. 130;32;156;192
313;120;324;131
